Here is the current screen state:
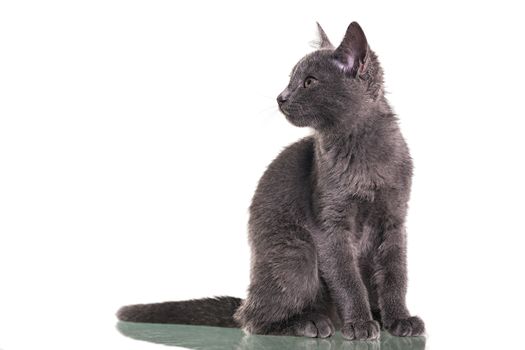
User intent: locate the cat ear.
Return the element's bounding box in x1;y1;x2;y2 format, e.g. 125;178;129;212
333;22;370;77
316;22;334;49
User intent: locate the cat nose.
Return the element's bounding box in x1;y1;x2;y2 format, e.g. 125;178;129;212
276;95;286;106
277;88;290;106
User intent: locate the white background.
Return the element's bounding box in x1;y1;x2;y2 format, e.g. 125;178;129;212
1;1;524;349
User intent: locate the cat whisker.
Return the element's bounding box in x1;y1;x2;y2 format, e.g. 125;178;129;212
257;93;277;101
257;105;280;116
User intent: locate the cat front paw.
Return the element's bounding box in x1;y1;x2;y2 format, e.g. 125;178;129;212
341;320;380;340
385;316;425;337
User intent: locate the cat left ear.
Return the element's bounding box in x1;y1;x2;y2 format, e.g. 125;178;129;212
333;22;370;77
316;22;334;49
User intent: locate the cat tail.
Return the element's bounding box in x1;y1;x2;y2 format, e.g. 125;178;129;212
116;296;243;327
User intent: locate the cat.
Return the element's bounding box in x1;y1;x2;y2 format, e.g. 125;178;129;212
117;21;425;341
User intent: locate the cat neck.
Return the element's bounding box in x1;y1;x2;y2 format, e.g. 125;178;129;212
314;109;395;154
312;111;399;201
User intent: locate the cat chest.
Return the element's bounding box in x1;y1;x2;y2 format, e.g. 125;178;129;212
347;206;378;255
321;161;388;202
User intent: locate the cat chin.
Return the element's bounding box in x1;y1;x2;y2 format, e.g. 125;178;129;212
285;114;312;128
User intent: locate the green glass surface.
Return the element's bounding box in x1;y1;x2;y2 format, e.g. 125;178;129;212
117;321;426;350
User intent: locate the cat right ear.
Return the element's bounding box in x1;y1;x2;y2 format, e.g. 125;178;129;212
316;22;334;49
333;22;369;77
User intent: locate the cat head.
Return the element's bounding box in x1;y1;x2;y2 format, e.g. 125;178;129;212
277;22;385;131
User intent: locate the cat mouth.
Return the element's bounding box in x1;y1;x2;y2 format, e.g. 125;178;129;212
279;105;292;118
279;105;310;127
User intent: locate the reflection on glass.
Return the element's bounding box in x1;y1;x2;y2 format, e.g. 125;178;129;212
117;322;425;350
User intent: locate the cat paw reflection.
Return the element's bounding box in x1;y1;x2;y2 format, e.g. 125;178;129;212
380;332;426;350
117;322;425;350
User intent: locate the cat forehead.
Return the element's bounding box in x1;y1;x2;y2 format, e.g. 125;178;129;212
291;50;337;77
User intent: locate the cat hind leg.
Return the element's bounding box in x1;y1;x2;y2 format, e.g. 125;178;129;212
234;226;335;338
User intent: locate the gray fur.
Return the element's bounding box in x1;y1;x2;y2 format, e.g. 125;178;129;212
117;21;424;341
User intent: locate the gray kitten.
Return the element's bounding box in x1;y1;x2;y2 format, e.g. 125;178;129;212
117;21;425;341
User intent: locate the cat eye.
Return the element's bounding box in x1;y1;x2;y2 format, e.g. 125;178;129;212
303;76;317;88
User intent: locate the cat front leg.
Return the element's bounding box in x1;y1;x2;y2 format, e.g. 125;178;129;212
374;219;425;337
312;226;380;340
